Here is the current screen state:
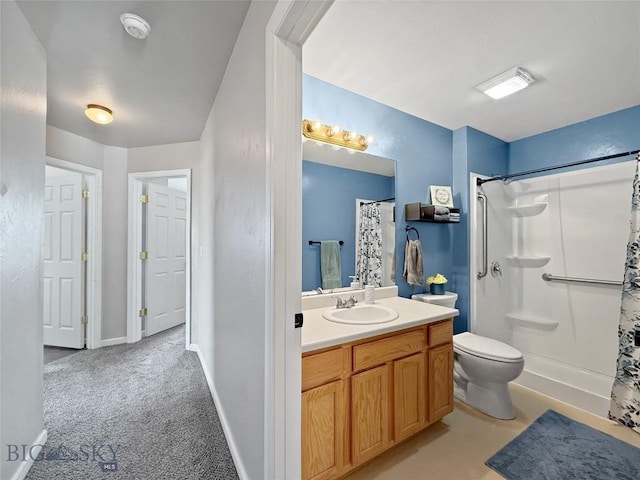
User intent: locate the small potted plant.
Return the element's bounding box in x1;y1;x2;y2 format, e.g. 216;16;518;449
426;273;448;295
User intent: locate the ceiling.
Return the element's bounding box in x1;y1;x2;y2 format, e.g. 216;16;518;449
303;1;640;142
17;0;250;148
15;1;640;149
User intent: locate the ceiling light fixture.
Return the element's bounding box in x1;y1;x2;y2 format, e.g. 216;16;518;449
477;67;534;100
301;119;371;151
85;104;113;124
120;13;151;40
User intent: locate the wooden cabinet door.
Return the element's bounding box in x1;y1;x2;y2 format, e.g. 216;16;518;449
302;380;346;480
394;352;426;442
351;364;390;466
428;343;454;421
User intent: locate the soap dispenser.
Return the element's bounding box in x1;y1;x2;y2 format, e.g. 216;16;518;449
349;276;360;290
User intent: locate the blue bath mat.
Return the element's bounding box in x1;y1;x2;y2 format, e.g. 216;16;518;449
486;409;640;480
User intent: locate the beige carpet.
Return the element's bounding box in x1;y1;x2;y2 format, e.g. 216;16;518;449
26;325;237;480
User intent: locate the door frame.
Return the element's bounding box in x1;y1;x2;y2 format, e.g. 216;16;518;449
45;156;103;349
265;2;333;478
126;169;192;347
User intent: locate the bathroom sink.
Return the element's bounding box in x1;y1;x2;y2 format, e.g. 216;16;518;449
322;304;398;325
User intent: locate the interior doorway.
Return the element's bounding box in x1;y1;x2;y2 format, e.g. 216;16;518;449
43;157;103;350
127;169;191;347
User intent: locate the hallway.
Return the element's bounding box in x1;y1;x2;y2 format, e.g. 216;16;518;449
26;326;237;479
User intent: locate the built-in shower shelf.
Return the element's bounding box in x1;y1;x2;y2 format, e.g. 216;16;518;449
507;202;547;217
506;313;559;331
506;255;551;268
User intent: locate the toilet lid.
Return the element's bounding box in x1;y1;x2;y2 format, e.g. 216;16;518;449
454;332;523;363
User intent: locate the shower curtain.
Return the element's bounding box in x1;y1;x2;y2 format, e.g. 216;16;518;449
609;159;640;434
356;202;383;287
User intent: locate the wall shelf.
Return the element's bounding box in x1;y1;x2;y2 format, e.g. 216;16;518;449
404;202;460;224
506;255;551;268
507;202;547;217
506;313;559;331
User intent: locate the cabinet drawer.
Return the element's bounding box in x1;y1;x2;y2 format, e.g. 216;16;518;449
353;329;425;372
428;319;453;347
302;347;349;392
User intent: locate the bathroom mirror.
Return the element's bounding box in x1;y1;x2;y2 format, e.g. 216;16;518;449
302;141;396;293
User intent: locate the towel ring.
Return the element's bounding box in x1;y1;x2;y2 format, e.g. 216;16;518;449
405;226;419;241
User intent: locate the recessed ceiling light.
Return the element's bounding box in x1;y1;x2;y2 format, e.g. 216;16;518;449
120;13;151;40
85;104;113;124
477;67;534;100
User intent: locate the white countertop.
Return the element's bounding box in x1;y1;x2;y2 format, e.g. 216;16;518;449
301;296;459;353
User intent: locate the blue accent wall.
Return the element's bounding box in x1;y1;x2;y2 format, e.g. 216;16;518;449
302;161;394;291
452;127;508;333
304;75;639;334
304;75;454;298
509;106;640;175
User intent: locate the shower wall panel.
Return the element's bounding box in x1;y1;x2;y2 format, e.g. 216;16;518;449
473;160;636;417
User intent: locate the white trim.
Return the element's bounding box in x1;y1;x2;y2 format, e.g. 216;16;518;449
9;429;47;480
265;2;332;478
127;169;192;349
190;344;248;480
46;157;103;350
515;371;610;418
100;336;127;347
127;176;144;343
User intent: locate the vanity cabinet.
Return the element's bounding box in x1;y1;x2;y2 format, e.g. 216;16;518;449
429;345;454;420
394;352;427;442
428;320;454;420
302;318;454;480
351;364;390;465
302;380;347;480
301;347;350;480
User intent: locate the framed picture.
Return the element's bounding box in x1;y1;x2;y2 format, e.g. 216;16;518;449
430;185;454;207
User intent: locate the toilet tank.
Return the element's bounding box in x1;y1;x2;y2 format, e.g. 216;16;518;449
411;292;458;309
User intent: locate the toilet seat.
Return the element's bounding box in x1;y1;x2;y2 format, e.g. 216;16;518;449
454;332;523;363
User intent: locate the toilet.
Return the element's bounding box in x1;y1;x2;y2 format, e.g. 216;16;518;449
412;292;524;420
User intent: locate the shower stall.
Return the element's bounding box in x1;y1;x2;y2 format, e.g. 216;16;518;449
470;159;637;417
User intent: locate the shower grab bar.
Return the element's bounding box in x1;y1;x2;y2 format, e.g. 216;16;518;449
477;192;488;279
541;273;622;286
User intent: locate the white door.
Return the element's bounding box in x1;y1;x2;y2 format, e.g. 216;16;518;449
43;174;84;348
145;183;187;336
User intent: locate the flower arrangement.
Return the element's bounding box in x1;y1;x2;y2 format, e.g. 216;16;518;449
426;273;447;295
426;273;448;285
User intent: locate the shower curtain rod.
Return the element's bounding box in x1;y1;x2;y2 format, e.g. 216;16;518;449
360;197;395;205
476;149;640;186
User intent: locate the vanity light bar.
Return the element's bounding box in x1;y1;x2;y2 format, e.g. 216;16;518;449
302;119;372;151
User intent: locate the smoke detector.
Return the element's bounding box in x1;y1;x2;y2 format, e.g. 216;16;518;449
120;13;151;40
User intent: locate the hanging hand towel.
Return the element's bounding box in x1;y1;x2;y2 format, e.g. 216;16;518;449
321;241;342;289
403;239;424;286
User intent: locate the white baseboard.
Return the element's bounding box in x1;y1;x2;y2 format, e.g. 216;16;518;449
9;429;47;480
515;369;610;418
190;344;249;480
100;336;127;347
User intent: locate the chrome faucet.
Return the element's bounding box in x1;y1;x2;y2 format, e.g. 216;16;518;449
315;287;324;294
333;294;358;309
